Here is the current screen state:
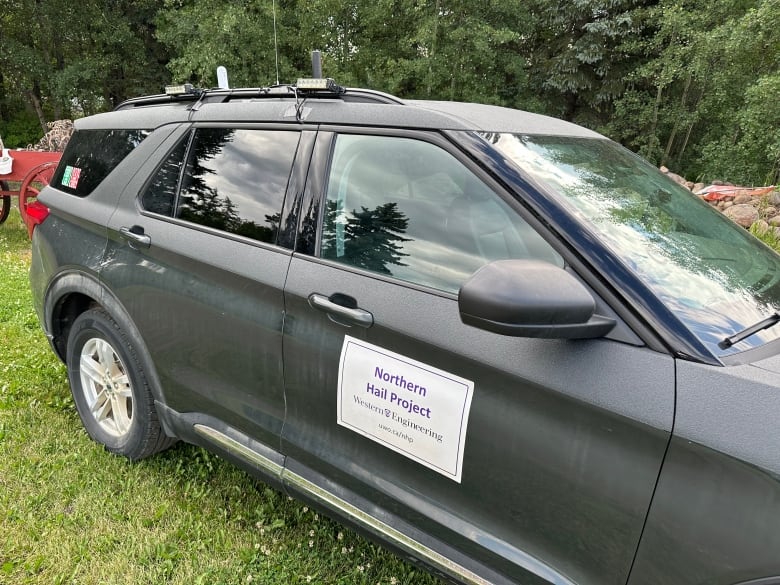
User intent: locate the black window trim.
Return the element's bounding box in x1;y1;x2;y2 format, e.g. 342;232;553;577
171;128;197;215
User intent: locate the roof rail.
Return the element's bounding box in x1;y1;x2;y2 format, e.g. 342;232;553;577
340;88;405;105
115;85;405;111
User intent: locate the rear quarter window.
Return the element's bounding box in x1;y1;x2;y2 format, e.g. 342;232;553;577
51;129;150;197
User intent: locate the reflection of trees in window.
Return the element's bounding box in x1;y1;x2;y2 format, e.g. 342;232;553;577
236;212;280;242
490;132;780;304
176;128;282;244
178;129;237;230
178;186;239;229
493;133;679;235
322;200;411;274
142;138;188;216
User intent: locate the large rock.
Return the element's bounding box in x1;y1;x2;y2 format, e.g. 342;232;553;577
724;204;759;227
660;166;690;188
768;191;780;207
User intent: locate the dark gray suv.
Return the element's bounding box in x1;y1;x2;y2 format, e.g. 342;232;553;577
30;79;780;585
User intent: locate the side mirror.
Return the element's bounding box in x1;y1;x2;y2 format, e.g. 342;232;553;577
458;260;616;339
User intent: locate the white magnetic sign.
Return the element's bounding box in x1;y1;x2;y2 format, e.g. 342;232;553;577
337;335;474;482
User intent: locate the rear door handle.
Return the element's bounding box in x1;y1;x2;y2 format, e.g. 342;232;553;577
119;226;151;249
308;293;374;328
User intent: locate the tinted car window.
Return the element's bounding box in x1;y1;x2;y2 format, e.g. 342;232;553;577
52;129;149;197
172;128;299;244
141;136;188;216
321;134;562;293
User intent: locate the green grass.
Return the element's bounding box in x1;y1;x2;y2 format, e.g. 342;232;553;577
0;209;441;585
750;222;780;253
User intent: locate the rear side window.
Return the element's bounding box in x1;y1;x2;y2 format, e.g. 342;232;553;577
141;128;299;245
52;129;149;197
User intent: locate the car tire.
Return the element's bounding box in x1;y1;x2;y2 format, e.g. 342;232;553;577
66;308;176;460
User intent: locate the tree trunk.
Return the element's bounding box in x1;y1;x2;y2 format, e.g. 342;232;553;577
647;82;663;161
427;0;441;98
679;122;694;161
662;74;693;167
0;72;7;124
28;82;48;136
678;84;705;160
563;91;578;122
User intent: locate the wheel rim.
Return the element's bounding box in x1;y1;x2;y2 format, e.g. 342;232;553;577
79;337;134;437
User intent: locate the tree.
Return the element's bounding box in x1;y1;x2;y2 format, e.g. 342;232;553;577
522;0;655;125
607;0;779;184
156;0;312;87
695;0;780;184
395;0;531;105
0;0;171;141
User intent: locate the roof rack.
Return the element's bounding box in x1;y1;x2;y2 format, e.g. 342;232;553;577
115;83;405;111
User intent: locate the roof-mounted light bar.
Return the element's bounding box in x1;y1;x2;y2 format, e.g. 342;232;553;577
164;83;200;96
296;78;345;94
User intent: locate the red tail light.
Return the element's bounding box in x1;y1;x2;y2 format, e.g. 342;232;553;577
25;201;50;237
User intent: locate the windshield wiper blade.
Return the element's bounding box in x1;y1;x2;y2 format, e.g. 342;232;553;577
719;312;780;350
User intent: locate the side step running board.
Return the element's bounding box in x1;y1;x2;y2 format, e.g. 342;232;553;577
193;423;497;585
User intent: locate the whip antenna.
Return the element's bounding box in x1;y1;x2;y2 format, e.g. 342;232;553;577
272;0;280;85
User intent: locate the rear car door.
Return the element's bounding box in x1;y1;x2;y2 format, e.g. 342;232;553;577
103;125;311;447
281;129;675;585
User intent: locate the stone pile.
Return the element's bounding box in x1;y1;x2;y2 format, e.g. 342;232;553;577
660;166;779;235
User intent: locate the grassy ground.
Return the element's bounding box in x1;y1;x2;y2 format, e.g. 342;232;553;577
0;209;441;585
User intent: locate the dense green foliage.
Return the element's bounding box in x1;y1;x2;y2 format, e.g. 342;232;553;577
1;0;778;182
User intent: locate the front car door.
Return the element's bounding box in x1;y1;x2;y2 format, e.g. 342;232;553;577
281;129;674;585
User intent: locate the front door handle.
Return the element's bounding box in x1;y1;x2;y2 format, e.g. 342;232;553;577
308;293;374;328
119;225;151;249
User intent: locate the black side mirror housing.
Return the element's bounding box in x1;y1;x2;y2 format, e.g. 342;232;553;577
458;260;616;339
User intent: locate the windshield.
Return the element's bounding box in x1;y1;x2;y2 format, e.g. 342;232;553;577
484;132;780;356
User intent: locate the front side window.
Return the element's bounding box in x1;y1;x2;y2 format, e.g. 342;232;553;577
486;132;780;355
53;129;149;197
320;134;562;294
142;128;299;244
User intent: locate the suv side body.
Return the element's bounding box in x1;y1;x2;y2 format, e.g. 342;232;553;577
30;87;780;585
